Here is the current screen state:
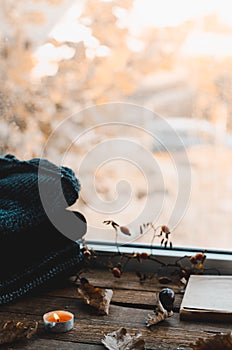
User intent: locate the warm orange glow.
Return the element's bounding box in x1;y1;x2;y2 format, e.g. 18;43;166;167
53;313;60;322
46;311;73;323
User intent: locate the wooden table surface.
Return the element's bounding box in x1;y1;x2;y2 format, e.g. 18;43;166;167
0;269;231;349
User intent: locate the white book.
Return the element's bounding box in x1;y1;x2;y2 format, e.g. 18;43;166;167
180;275;232;322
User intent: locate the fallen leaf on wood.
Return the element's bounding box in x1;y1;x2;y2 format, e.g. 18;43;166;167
0;320;38;345
146;292;173;327
102;327;145;350
190;332;232;350
78;278;113;315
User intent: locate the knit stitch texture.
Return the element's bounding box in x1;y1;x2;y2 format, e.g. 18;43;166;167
0;154;86;304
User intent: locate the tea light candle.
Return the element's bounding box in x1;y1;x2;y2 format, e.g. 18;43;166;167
43;310;74;333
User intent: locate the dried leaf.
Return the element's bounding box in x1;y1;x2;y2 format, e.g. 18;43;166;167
190;332;232;350
102;327;145;350
146;296;173;327
78;278;113;315
0;320;38;345
146;308;173;327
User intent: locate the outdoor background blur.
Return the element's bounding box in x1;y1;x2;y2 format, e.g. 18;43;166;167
1;0;232;251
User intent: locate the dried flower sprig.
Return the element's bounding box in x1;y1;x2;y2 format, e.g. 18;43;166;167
175;252;208;285
102;221;131;236
103;220;131;254
140;223;173;249
101;220;173;278
77;243;219;288
103;220;172;250
77;220;219;285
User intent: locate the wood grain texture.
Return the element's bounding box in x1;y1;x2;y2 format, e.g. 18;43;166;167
44;286;183;311
0;269;231;349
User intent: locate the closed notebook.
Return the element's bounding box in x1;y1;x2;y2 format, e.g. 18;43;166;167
180;275;232;322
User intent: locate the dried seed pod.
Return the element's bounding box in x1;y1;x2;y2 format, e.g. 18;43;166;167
140;252;149;259
190;256;197;264
195;253;206;262
81;245;93;259
120;226;131;236
190;253;206;265
83;249;92;258
112;267;121;278
161;225;170;234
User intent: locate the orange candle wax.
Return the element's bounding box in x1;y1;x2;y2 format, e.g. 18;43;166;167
46;311;72;323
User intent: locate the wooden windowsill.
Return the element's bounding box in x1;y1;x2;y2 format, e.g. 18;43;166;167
0;269;231;349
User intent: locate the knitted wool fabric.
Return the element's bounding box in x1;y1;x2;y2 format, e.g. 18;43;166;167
0;154;86;304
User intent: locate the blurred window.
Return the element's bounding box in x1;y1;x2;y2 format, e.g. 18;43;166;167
1;0;232;255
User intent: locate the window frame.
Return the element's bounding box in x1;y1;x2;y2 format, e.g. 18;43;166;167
85;240;232;275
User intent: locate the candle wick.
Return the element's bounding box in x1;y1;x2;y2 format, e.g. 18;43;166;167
53;313;60;322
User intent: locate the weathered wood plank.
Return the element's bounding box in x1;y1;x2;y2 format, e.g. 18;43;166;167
112;289;183;311
43;286;183;311
0;307;230;350
38;320;230;350
0;297;230;334
2;338;104;350
66;270;182;293
0;269;230;350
